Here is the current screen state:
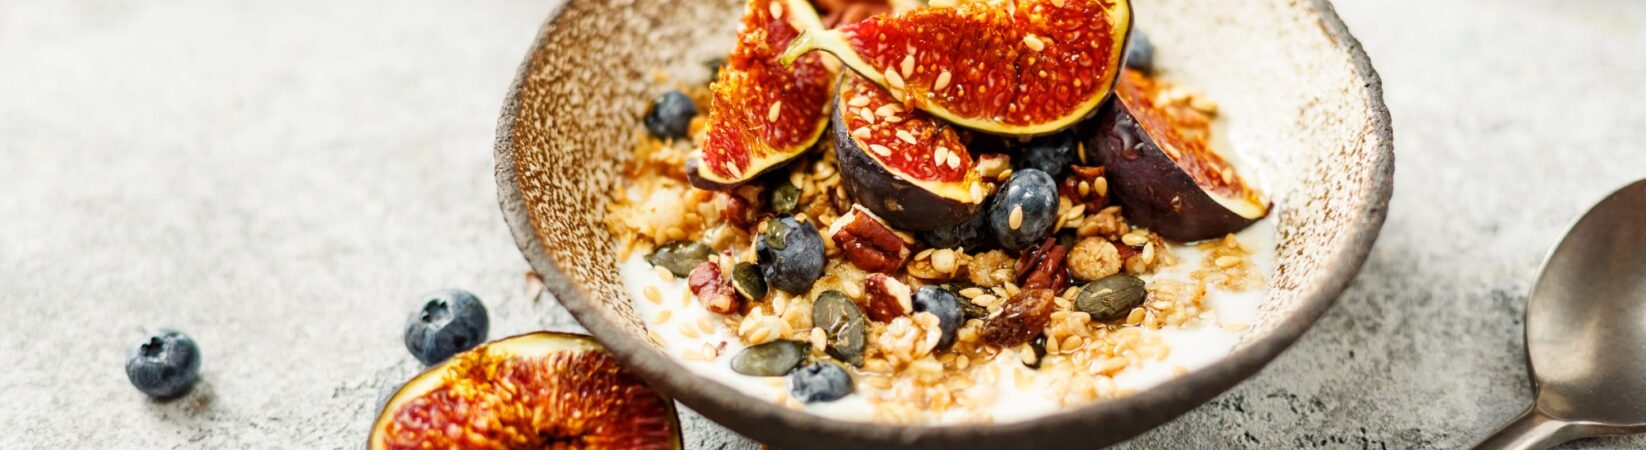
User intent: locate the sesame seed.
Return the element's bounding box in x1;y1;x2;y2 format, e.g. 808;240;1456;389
767;101;782;122
933;146;949;165
1009;205;1023;230
946;152;961;169
724;160;741;177
970;183;984;202
896;130;917;145
934;70;952;92
1215;256;1242;268
870;144;893;157
875;103;902;117
858;107;876;124
900;54;915;79
1023;34;1045;52
885;67;906;90
1094;177;1109;196
851;127;872;140
1078;180;1091;196
883;115;902;123
847;95;871;107
652;309;672;324
1121;231;1149;246
1050;0;1064;6
770;0;783;19
644;285;662;303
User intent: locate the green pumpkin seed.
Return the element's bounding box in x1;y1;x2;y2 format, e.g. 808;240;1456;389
812;290;866;367
768;182;800;214
732;262;768;300
731;340;809;376
647;241;713;277
1075;274;1147;321
762;218;789;250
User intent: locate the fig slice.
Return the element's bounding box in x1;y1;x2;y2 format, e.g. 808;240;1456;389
779;0;1131;136
833;73;988;231
687;0;836;190
369;332;681;450
1088;70;1269;241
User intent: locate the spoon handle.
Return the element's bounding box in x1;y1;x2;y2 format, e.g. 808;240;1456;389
1471;406;1578;450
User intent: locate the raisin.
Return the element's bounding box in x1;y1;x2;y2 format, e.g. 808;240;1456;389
981;288;1056;347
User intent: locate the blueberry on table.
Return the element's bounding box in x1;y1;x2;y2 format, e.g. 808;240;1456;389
988;169;1059;252
756;216;825;294
789;362;853;403
1014;131;1080;179
643;90;698;139
912;286;964;350
1126;29;1155;73
404;289;489;366
126;329;201;399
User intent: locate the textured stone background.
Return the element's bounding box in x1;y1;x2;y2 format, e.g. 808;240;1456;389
2;0;1644;448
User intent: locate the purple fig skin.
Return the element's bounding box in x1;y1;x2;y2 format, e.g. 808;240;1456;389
1087;98;1260;242
832;78;982;232
685;155;794;191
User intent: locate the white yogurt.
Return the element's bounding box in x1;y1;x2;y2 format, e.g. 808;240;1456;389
622;217;1277;424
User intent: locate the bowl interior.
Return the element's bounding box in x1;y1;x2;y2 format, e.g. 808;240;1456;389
496;0;1391;448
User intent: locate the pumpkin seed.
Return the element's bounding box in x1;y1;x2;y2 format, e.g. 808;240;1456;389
731;340;809;376
732;262;767;300
811;290;866;366
647;240;713;277
1075;274;1147;321
768;182;800;214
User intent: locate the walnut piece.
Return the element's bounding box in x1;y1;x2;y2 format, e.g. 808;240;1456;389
862;273;912;322
826;206;909;273
687;261;740;314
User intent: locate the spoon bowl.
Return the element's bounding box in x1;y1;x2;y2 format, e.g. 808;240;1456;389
1474;179;1646;449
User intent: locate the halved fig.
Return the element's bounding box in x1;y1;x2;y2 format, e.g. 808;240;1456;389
780;0;1131;136
369;332;681;450
687;0;836;190
832;74;988;231
1087;70;1269;241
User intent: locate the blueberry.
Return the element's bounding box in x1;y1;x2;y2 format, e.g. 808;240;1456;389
988;169;1059;251
1126;29;1155;73
912;286;963;350
917;211;989;251
404;289;489;366
125;329;201;399
1014;131;1079;179
789;362;853;403
756;216;825;294
643;91;698;139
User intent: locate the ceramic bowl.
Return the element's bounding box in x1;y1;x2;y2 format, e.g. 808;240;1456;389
495;0;1392;447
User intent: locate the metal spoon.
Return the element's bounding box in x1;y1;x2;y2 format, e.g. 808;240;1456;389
1473;179;1646;450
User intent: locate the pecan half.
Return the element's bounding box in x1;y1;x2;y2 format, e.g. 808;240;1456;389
827;206;909;273
1014;238;1070;292
687;261;740;314
1059;166;1109;211
981;288;1056;347
862;273;912;322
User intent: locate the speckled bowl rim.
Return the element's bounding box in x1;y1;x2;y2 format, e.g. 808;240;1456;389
494;0;1392;447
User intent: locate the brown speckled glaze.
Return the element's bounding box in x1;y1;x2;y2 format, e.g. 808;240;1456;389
495;0;1393;448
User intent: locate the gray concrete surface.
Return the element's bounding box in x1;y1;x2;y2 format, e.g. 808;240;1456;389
2;0;1643;448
